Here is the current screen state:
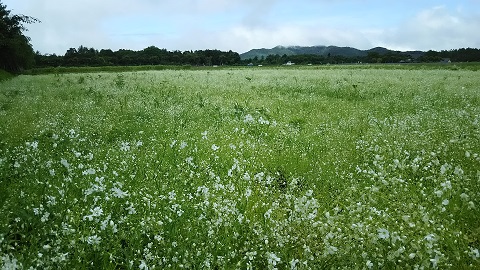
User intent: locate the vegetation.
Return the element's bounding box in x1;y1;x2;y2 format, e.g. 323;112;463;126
35;46;241;68
1;66;479;269
23;61;480;76
32;45;480;69
241;45;480;65
0;1;39;73
0;69;12;81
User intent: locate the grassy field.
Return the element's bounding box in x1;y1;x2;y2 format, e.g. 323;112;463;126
1;66;479;269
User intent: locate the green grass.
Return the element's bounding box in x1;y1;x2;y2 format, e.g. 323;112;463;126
23;62;480;76
1;67;479;269
0;70;13;81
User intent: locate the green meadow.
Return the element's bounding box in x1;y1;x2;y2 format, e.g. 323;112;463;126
1;66;479;269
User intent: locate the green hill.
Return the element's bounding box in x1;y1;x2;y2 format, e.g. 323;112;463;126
240;45;423;60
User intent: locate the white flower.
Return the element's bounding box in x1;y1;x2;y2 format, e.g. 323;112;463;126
179;141;187;149
440;163;449;175
468;201;476;209
460;193;469;201
82;168;96;175
290;259;299;270
264;209;272;219
325;245;338;255
0;254;21;270
246;251;257;261
87;235;101;245
69;129;76;138
245;188;252;198
201;130;208;140
244;114;254;123
469;247;479;259
30;141;38;150
258;116;270;125
454;166;464;176
366;260;373;269
83;206;103;221
126;203;136;214
139;260;149;270
442;199;449;206
434;190;443;197
120;142;130;152
168;190;176;200
185;156;195;167
441;180;452;190
111;187;129;198
92;206;103;216
41;212;50;222
378;228;390;239
211;144;220;151
424;234;436;242
110;220;118;233
254;172;265;182
60;158;70;168
73;150;81;158
430;254;440;268
266;252;281;266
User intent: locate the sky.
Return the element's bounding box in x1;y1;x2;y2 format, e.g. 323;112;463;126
3;0;480;55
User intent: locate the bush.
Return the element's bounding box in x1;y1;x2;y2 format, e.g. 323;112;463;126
0;69;13;81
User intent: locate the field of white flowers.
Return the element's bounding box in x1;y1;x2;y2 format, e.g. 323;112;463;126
1;66;479;269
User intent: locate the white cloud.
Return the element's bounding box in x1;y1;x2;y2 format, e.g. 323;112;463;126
3;0;480;54
222;25;373;53
376;6;480;51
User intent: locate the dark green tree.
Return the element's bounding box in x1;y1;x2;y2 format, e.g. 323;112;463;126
0;2;40;72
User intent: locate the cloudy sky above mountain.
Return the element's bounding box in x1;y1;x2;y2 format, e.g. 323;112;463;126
3;0;480;54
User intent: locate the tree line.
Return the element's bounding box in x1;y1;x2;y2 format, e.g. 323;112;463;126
417;48;480;63
35;47;480;69
245;48;480;66
35;46;241;68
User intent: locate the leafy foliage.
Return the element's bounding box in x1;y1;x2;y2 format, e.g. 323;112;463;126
0;69;12;81
36;45;241;68
0;2;39;73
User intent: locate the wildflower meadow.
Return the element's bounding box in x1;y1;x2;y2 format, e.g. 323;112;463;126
0;66;479;269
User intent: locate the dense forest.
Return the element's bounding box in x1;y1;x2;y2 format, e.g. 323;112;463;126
34;46;241;67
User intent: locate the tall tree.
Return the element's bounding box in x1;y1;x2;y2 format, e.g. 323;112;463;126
0;2;39;72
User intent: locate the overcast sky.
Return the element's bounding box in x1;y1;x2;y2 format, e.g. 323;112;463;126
3;0;480;55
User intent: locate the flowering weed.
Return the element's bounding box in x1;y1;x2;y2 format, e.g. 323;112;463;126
0;67;479;269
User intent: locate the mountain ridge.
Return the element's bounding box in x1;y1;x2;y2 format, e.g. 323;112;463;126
240;45;424;60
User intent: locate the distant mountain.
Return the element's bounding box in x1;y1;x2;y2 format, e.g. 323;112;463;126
240;45;424;60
